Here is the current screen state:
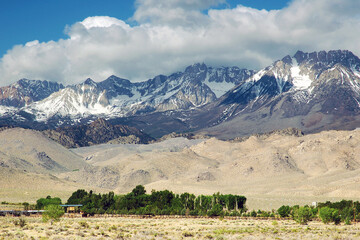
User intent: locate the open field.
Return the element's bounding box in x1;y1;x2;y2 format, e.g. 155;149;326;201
1;216;360;239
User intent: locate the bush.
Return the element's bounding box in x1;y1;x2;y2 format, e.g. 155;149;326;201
42;204;65;224
13;218;26;228
250;210;257;217
293;206;312;225
340;207;354;222
79;221;89;228
208;204;224;217
229;211;241;217
278;205;291;217
319;207;341;225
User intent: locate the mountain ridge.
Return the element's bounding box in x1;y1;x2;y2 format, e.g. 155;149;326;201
1;50;360;141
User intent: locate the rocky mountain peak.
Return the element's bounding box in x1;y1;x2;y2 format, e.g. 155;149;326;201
280;55;293;65
185;63;207;73
83;78;98;87
0;78;64;107
103;75;132;86
293;50;360;68
16;78;32;86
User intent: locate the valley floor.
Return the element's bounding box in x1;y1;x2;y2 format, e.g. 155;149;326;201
1;216;360;239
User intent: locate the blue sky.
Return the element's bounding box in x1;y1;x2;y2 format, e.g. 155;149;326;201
0;0;290;57
0;0;358;85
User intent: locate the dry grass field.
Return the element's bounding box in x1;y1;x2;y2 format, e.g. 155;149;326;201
1;215;360;239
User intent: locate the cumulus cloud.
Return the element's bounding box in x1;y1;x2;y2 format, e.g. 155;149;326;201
0;0;360;86
132;0;225;26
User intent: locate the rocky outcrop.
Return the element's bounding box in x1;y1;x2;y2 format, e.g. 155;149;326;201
107;135;142;144
43;118;154;148
232;128;304;142
152;132;210;143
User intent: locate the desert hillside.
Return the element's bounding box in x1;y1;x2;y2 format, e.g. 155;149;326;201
0;128;88;173
65;129;360;209
1;128;360;209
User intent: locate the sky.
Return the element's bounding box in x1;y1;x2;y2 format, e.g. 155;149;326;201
0;0;359;85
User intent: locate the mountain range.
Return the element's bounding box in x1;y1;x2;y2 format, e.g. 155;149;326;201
1;50;360;140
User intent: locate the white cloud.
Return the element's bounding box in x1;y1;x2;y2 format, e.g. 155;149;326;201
0;0;360;86
132;0;225;26
81;16;131;30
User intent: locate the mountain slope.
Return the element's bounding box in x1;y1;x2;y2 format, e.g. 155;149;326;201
0;128;87;173
192;50;360;138
61;128;360;209
42;118;154;148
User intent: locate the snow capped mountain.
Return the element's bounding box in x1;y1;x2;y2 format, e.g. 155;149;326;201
221;50;360;108
27;79;112;121
0;79;64;107
2;50;360;140
20;63;254;123
193;50;360;139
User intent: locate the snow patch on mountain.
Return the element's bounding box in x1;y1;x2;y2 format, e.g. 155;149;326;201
249;69;267;82
0;105;17;115
290;65;312;90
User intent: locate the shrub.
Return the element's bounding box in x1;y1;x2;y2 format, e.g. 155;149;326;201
229;210;241;217
319;207;341;225
42;204;65;224
79;221;89;228
319;207;333;224
13;218;26;228
250;210;257;217
340;207;354;222
293;206;312;225
182;231;194;237
277;205;291;217
208;204;224;217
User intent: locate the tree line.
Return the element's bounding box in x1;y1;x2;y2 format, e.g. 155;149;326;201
277;200;360;225
65;185;246;217
34;187;360;225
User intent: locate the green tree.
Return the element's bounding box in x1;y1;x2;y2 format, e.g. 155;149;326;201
319;207;341;225
22;202;30;210
132;185;146;196
208;204;224;217
277;205;291;217
36;196;62;210
42;204;65;224
293;206;312;225
67;189;88;204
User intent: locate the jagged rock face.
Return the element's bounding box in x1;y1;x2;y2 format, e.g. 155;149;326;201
0;79;64;107
42;118;154;148
232;128;304;142
156;81;217;111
